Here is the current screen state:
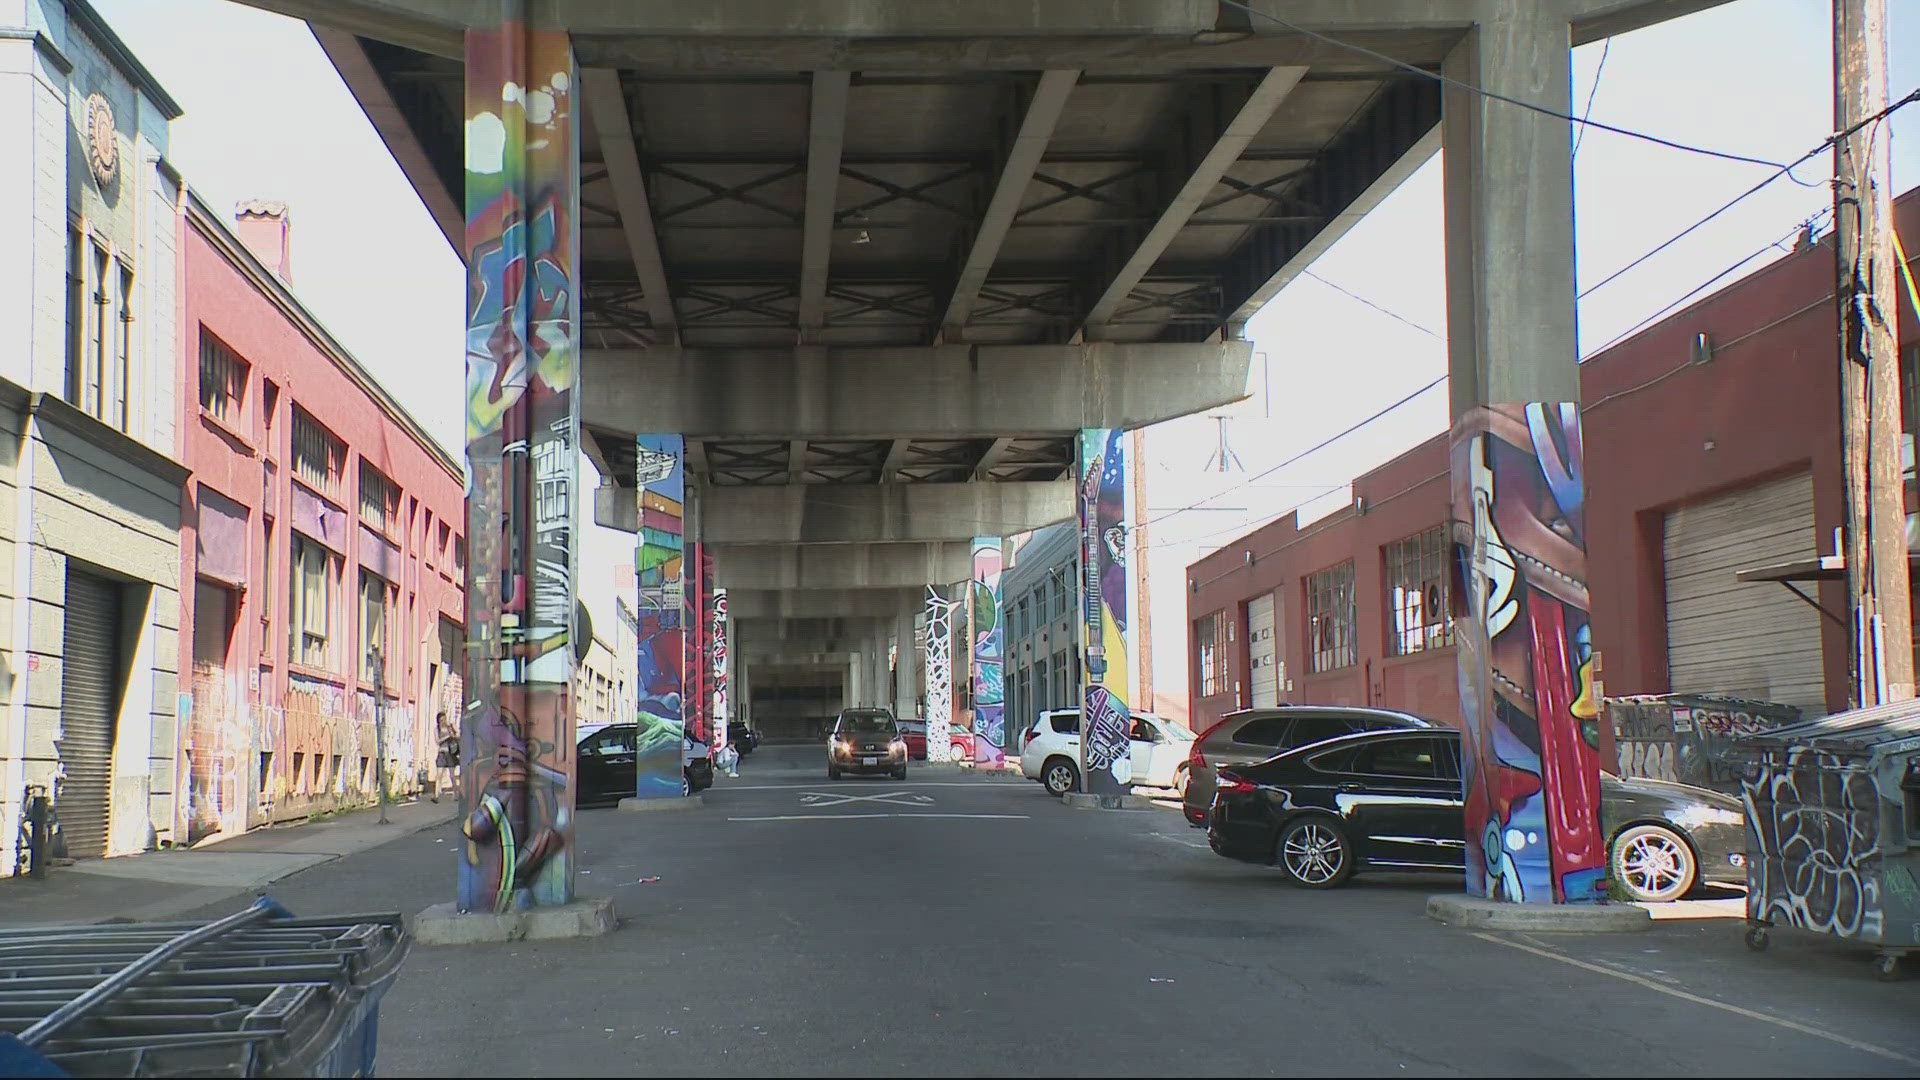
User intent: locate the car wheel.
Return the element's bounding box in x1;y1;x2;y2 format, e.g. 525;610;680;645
1276;817;1354;889
893;765;907;780
1171;765;1190;800
827;765;840;781
1611;823;1697;903
950;745;969;764
1042;758;1079;797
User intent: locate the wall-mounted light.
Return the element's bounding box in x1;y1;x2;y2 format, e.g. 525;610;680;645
1244;550;1253;566
1690;331;1714;365
1353;495;1368;516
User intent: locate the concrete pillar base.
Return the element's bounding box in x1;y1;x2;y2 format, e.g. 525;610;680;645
1062;792;1152;810
414;896;617;945
1425;894;1651;932
617;793;707;812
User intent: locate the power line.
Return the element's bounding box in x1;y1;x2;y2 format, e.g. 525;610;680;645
1572;37;1611;159
1214;0;1786;169
1301;270;1442;338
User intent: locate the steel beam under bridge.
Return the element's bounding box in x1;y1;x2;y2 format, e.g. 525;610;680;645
580;343;1251;441
595;479;1070;543
728;588;926;621
712;542;967;591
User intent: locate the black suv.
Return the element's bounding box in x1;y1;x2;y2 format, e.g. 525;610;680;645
827;708;907;780
727;722;758;755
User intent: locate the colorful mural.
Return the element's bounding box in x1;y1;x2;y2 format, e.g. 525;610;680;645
685;544;713;762
459;22;580;912
633;434;686;799
924;585;956;764
969;540;1005;767
711;587;730;749
1451;402;1605;905
1078;428;1132;797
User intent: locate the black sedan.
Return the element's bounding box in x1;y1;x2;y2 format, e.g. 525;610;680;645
727;722;758;756
577;722;713;805
1206;728;1746;903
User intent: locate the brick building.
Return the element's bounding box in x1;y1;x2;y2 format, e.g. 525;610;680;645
177;192;464;843
1189;189;1920;737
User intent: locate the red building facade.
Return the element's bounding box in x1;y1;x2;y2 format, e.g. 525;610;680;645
1190;190;1920;737
175;193;465;842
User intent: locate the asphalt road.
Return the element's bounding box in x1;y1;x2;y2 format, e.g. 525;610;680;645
190;743;1920;1077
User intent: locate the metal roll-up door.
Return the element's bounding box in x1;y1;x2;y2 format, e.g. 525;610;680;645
1248;592;1278;708
1663;471;1825;713
56;570;123;858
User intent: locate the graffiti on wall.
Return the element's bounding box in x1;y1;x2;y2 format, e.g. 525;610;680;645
1078;428;1131;796
633;434;686;799
184;665;248;845
1611;694;1800;795
684;544;712;771
711;587;729;749
1451;403;1606;905
924;586;957;765
459;21;579;912
1743;746;1888;939
969;539;1005;767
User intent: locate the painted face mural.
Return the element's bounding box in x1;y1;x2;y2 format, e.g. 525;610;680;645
970;539;1005;767
459;23;579;913
1078;429;1132;796
633;434;686;799
1451;403;1605;905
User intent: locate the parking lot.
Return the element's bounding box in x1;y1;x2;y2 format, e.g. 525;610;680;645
137;743;1917;1077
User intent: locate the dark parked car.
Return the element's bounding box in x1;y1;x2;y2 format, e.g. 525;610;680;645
1183;706;1434;827
828;708;908;780
727;722;758;755
577;722;711;805
1206;727;1746;903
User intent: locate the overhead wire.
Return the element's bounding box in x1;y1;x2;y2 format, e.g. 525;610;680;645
1571;37;1610;159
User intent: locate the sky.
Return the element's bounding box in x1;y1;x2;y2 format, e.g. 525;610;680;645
89;0;1920;703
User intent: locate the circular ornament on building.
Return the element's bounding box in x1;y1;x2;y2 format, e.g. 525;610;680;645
85;93;117;187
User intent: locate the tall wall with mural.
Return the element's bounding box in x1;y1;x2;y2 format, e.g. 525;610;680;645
969;541;1005;767
1078;428;1132;797
458;23;580;912
1451;403;1605;905
633;435;686;798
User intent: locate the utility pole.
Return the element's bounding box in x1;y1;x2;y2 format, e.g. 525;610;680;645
1833;0;1914;705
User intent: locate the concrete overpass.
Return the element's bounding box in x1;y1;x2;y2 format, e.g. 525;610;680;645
239;0;1726;912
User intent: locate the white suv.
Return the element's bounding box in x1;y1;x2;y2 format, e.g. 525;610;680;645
1019;708;1195;796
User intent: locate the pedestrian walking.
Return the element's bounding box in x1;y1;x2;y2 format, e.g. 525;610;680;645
431;713;459;803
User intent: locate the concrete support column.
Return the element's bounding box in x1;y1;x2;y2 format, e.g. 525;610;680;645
1443;7;1605;905
968;538;1006;766
633;435;687;800
1076;429;1131;797
458;10;580;913
893;593;917;718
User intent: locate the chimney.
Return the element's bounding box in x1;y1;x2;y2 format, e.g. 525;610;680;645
234;199;291;282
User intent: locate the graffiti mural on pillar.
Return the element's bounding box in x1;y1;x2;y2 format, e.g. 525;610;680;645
711;587;730;749
633;434;686;799
925;586;957;764
684;544;713;770
1078;428;1132;796
1451;403;1605;905
969;540;1005;767
459;22;579;913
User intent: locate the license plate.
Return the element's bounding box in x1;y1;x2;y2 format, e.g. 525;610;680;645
862;756;878;766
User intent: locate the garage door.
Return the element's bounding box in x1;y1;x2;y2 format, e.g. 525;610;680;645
56;570;124;859
1663;472;1825;713
1248;592;1278;708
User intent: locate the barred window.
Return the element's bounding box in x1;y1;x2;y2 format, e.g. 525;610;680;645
1386;525;1453;656
1306;561;1356;673
199;331;247;424
289;533;339;669
292;408;344;492
1196;611;1232;696
359;460;397;532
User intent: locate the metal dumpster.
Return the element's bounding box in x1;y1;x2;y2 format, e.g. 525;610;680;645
1741;698;1920;980
0;897;410;1077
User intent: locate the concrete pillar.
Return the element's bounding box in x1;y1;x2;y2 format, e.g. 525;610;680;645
1076;429;1131;797
458;12;580;913
632;435;687;800
893;593;916;718
1443;8;1605;905
968;537;1005;766
924;585;956;763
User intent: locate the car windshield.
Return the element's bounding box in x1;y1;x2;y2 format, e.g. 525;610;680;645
839;711;896;734
1156;718;1196;741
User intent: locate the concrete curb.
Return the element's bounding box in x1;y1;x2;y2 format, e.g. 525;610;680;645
617;793;707;812
1063;792;1154;810
1426;894;1653;932
414;896;617;945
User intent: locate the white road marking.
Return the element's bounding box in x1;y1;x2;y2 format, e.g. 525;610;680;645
1471;932;1920;1069
799;790;934;807
727;813;1032;822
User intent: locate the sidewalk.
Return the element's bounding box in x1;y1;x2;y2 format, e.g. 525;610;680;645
0;797;455;927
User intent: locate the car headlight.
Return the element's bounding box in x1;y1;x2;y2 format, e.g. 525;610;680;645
1672;805;1745;829
834;738;854;756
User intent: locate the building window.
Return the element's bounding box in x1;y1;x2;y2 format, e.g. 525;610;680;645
261;380;281;446
114;264;132;432
292;408;345;493
69;241;128;426
199;331;247;426
1306;561;1356;673
360;569;388;682
1033;658;1049;710
359;460;397;533
1196;611;1231;696
66;227;84;394
1386;525;1453;656
288;534;338;668
258;517;273;656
